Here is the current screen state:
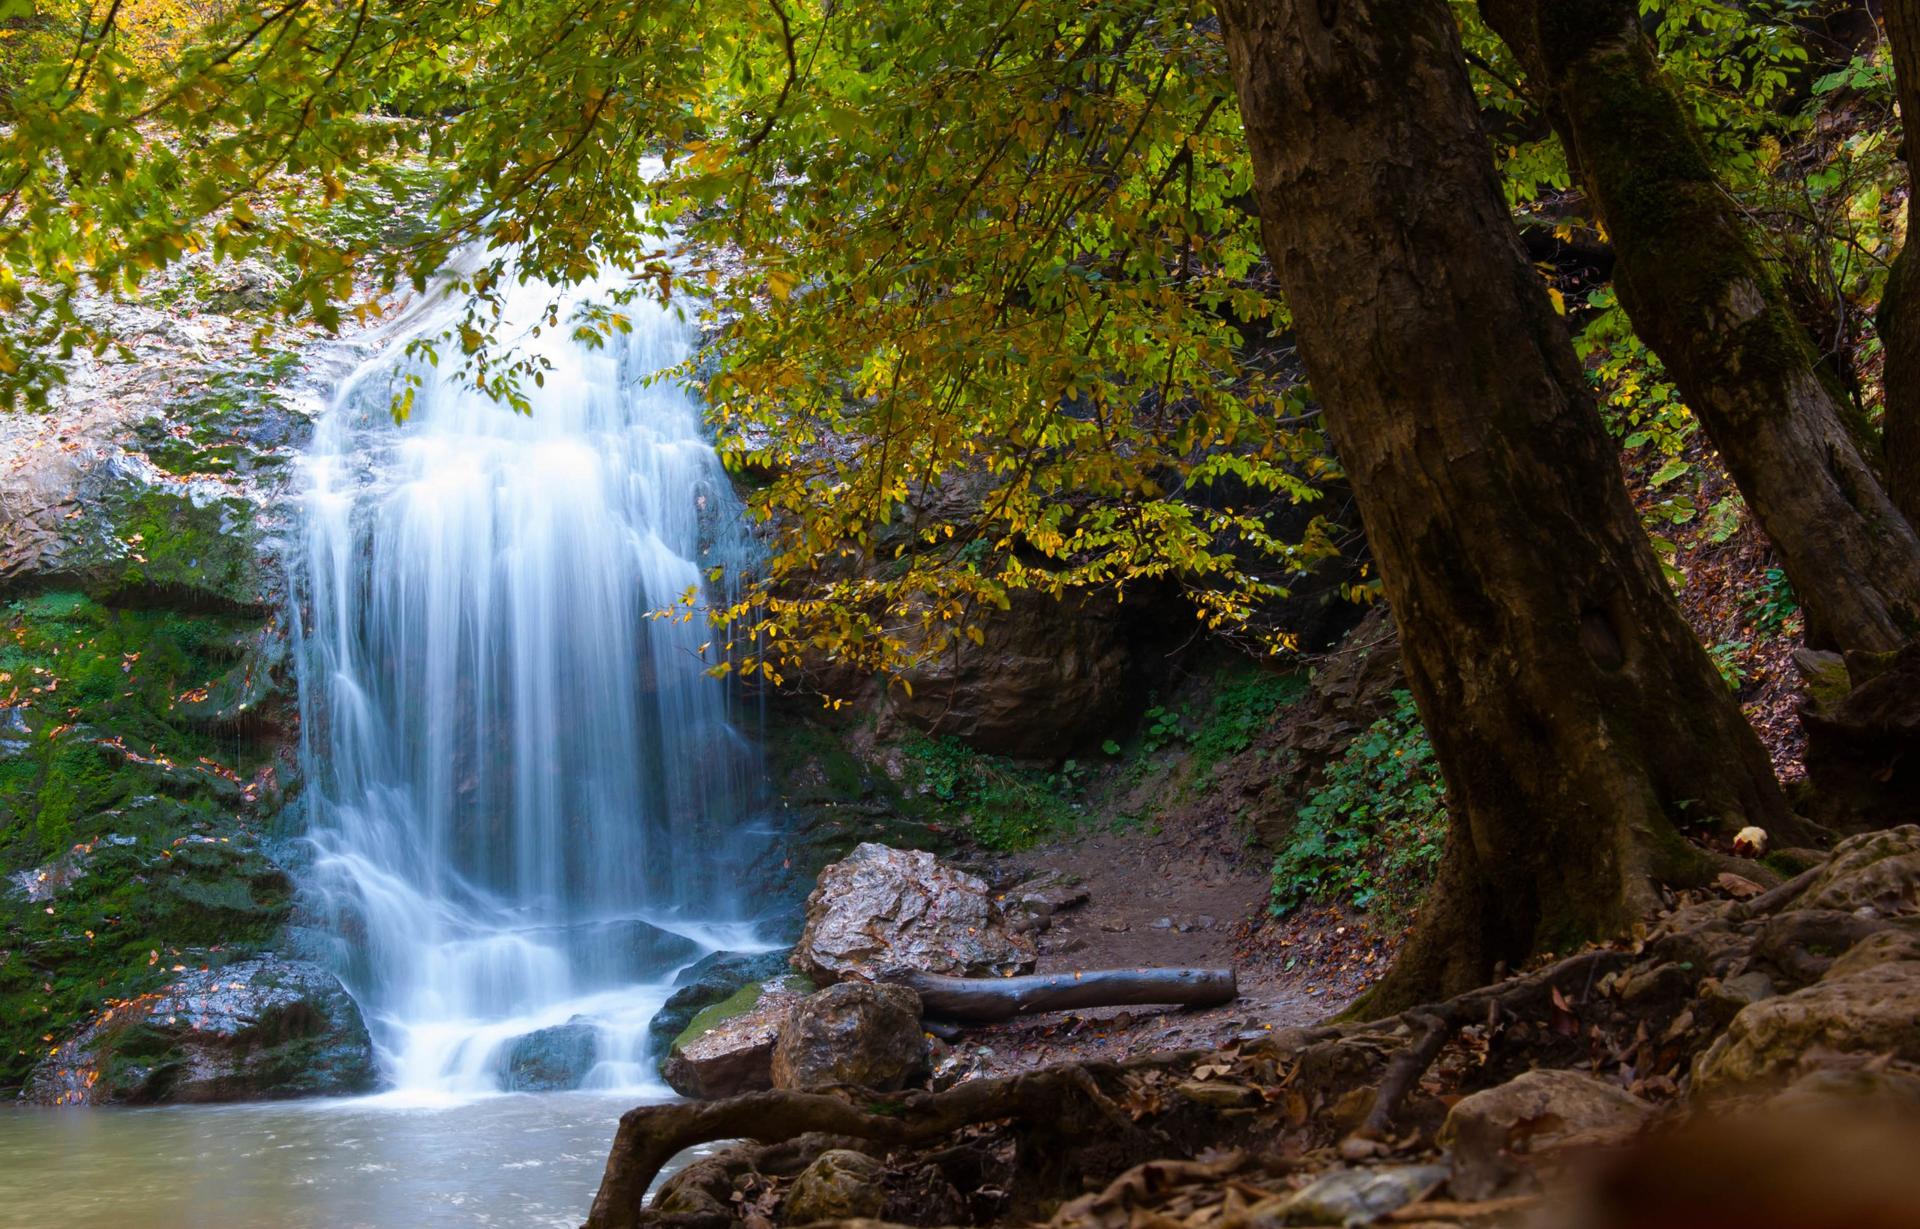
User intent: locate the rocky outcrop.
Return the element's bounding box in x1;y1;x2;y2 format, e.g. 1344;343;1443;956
792;843;1036;984
1688;826;1920;1101
1242;605;1404;849
771;982;928;1093
875;590;1138;758
500;1017;598;1092
660;975;811;1100
23;958;375;1105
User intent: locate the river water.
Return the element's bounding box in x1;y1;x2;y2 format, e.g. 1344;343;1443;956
0;1092;703;1229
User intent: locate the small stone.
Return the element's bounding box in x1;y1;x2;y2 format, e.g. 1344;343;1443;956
1278;1165;1448;1225
1176;1080;1258;1108
783;1150;887;1224
1152;917;1173;930
1440;1069;1654;1199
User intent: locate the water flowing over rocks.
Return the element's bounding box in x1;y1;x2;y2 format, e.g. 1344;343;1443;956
23;958;375;1105
770;982;928;1093
499;1017;599;1092
792;843;1036;984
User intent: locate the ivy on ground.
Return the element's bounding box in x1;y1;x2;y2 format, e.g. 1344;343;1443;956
1269;690;1446;926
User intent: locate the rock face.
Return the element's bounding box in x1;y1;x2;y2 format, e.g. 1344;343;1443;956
771;982;928;1093
783;1150;889;1223
875;590;1137;758
500;1017;597;1092
1246;606;1404;850
647;949;793;1062
793;843;1036;984
660;976;810;1100
23;958;376;1105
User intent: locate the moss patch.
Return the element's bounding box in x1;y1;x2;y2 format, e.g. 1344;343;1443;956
0;591;290;1091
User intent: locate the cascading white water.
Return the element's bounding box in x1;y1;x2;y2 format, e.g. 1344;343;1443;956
293;259;768;1097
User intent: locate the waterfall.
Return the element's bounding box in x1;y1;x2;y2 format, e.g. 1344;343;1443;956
292;259;768;1096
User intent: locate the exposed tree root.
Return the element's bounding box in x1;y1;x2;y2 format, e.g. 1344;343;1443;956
585;830;1920;1229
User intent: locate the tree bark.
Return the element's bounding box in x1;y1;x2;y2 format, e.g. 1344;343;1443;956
1481;0;1920;655
1880;2;1920;532
884;967;1237;1022
1215;0;1802;1012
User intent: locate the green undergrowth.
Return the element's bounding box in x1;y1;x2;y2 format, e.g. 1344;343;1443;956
0;591;288;1091
898;735;1085;851
1269;690;1446;927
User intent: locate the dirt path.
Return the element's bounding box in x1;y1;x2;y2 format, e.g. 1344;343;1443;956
944;812;1364;1079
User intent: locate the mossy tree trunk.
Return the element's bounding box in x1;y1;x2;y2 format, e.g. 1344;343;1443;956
1215;0;1801;1012
1480;0;1920;655
1879;2;1920;531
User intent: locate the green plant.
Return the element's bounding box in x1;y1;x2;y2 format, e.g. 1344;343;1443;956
1189;669;1307;776
1140;705;1191;754
899;735;1078;851
1746;567;1799;636
1709;640;1751;691
1270;691;1446;926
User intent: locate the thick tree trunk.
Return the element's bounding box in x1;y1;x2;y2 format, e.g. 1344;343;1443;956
1880;2;1920;531
1215;0;1801;1012
1481;0;1920;654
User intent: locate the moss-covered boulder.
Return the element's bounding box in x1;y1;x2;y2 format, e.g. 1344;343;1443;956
0;593;297;1093
660;974;810;1100
21;957;374;1104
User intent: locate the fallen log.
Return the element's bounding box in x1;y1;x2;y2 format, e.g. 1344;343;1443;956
881;966;1238;1023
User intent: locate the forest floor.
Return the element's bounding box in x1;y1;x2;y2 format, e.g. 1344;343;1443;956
948;810;1393;1079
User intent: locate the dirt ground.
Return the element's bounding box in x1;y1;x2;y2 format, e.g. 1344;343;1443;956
944;808;1396;1079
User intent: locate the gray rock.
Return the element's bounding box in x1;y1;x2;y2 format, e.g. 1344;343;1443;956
646;949;792;1063
500;1017;597;1091
783;1149;889;1223
792;843;1035;984
772;981;928;1093
661;975;810;1100
24;958;375;1105
1275;1164;1449;1226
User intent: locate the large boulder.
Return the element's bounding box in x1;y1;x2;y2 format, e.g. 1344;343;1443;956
646;949;793;1062
793;843;1035;984
499;1017;598;1092
23;958;376;1105
660;975;810;1100
771;982;928;1093
1439;1069;1654;1198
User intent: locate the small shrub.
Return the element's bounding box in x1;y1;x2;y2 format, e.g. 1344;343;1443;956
1270;690;1446;925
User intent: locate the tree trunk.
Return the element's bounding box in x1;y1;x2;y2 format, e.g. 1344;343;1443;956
1880;2;1920;532
883;967;1237;1022
1215;0;1801;1013
1480;0;1920;655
